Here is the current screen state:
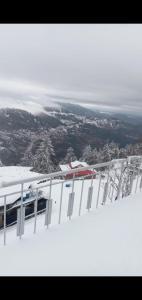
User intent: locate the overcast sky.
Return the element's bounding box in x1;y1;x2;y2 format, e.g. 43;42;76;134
0;24;142;114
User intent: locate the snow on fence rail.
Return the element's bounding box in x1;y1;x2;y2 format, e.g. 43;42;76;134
0;156;142;246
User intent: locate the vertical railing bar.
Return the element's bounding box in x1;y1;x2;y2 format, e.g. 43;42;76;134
110;184;113;202
130;166;135;196
111;180;115;202
106;163;111;201
34;188;38;234
139;173;142;191
47;177;52;228
102;162;111;205
71;173;75;193
91;170;94;187
69;173;75;220
107;183;112;200
19;183;24;239
79;177;85;216
96;172;102;208
58;181;64;224
49;177;52;199
110;169;117;202
45;177;52;228
116;161;125;200
135;168;140;194
4;195;6;245
88;171;94;212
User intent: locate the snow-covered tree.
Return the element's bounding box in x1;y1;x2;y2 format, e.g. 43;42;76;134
119;147;127;158
61;147;77;164
101;144;112;162
32;137;56;174
80;145;93;164
0;159;3;167
109;142;120;160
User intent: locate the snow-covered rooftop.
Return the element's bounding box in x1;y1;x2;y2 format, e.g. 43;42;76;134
0;191;142;276
59;160;88;171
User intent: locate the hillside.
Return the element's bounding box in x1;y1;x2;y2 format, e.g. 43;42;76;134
0;103;142;167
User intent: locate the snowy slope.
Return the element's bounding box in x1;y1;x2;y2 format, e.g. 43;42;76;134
0;166;40;183
0;190;142;275
0;166;42;205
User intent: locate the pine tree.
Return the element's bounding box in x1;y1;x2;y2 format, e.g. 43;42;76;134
109;142;120;160
32;137;56;174
119;147;127;158
101;144;112;162
61;147;77;164
80;145;93;164
0;159;3;167
91;148;100;164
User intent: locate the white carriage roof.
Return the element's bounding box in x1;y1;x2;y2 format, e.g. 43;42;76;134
59;160;88;171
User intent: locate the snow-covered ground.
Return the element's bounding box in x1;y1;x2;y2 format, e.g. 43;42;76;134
0;166;39;183
0;166;41;205
0;165;142;276
0;191;142;276
0;171;141;274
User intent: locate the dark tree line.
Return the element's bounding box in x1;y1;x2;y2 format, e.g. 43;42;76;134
5;140;142;174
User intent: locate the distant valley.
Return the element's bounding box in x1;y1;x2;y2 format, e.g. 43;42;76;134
0;102;142;171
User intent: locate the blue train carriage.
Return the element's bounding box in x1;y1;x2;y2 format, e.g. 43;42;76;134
0;183;49;229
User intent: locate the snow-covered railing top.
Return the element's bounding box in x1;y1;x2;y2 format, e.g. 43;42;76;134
0;159;126;189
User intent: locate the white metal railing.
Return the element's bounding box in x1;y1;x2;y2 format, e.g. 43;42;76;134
0;156;142;246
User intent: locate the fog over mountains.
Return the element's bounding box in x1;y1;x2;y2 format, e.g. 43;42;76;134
0;24;142;171
0;102;142;171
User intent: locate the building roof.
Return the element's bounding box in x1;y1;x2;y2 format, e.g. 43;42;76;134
59;160;88;172
70;161;88;168
59;160;96;178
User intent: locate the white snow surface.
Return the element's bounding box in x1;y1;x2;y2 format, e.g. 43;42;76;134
59;160;89;171
0;165;142;275
0;166;42;205
0;189;142;275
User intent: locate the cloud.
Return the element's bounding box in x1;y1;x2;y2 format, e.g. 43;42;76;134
0;24;142;114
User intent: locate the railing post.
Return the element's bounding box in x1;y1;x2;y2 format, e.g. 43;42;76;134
86;172;94;212
129;168;135;195
19;183;24;239
4;196;6;245
58;181;64;224
139;173;142;190
67;173;75;220
116;161;125;200
135;168;140;194
79;177;84;216
96;172;102;208
102;162;111;205
45;177;52;228
34;188;38;234
110;169;117;202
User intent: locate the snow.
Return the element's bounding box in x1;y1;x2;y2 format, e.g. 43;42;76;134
0;166;41;205
0;166;39;183
59;160;88;171
70;161;88;168
59;164;71;171
0;168;142;275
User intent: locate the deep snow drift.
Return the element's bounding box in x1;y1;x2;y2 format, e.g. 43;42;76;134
0;189;142;276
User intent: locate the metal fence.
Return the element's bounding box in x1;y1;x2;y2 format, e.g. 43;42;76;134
0;156;142;246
